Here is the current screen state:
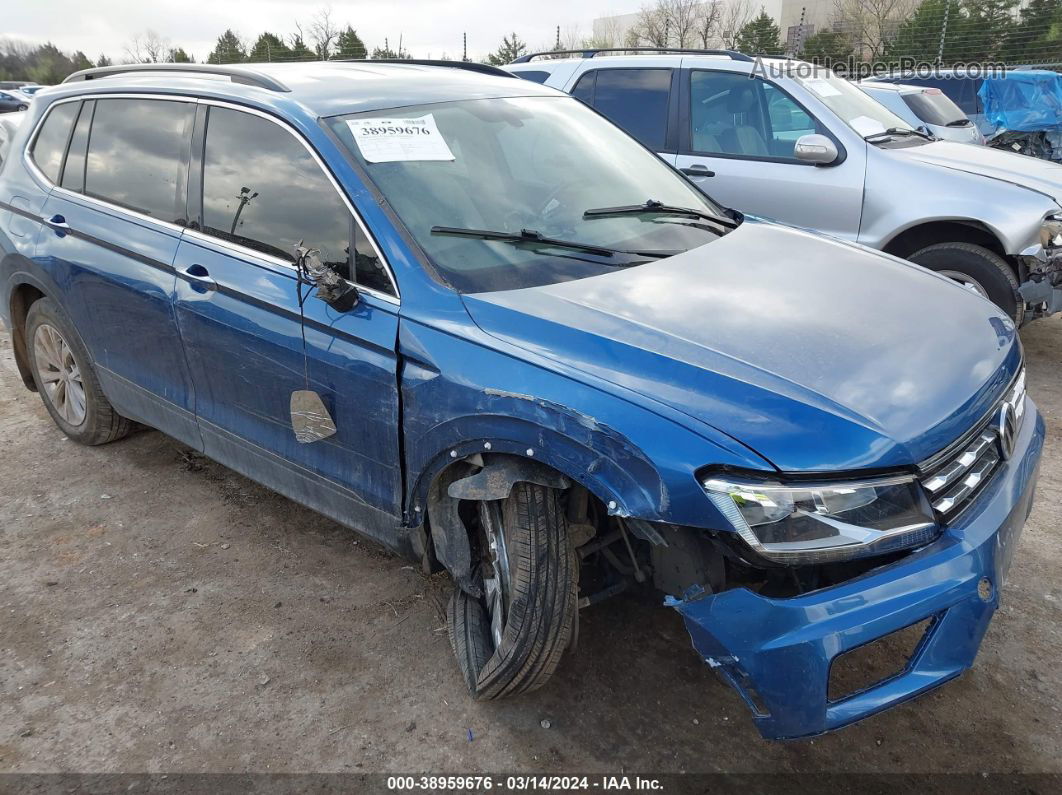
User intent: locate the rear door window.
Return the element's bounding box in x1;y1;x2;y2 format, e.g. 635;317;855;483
200;106;393;295
30;101;79;183
576;68;672;150
84;98;194;221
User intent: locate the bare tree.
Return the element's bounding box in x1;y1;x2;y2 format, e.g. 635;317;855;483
666;0;704;47
560;24;584;51
627;2;670;47
307;6;340;60
718;0;755;49
124;29;170;64
627;0;717;49
693;1;725;48
832;0;915;60
586;16;624;49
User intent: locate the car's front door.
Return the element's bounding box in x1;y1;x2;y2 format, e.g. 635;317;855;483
674;69;864;239
172;103;403;540
34;96;201;446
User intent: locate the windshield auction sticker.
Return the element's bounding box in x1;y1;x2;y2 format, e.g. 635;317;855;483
346;114;455;163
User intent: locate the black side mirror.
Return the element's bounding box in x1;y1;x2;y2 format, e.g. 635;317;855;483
294;243;359;312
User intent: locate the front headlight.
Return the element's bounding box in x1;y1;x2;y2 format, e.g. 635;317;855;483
703;474;937;565
1041;214;1062;250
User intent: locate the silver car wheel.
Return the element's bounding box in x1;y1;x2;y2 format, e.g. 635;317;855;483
34;323;87;426
479;501;511;650
939;269;990;300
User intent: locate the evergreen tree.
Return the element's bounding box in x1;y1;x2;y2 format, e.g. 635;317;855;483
208;30;247;64
248;33;290;63
71;51;93;71
486;33;528;65
1002;0;1062;64
168;48;194;63
801;30;854;64
335;26;367;59
959;0;1018;61
887;0;958;64
370;42;412;59
96;54;113;67
287;35;316;61
734;12;784;56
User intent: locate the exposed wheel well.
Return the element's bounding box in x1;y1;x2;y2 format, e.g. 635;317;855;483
9;283;46;391
883;220;1011;267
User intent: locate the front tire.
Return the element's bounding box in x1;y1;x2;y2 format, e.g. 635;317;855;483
909;242;1024;323
448;482;578;700
25;298;132;445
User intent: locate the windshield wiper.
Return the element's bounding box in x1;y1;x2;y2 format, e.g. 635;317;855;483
582;199;738;229
864;127;935;142
430;226;675;259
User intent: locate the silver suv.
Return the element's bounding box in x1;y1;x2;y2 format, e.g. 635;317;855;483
505;50;1062;323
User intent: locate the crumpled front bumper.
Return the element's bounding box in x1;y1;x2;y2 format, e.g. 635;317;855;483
671;402;1045;740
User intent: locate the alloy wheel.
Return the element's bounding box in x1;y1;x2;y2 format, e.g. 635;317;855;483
478;501;512;649
33;323;87;426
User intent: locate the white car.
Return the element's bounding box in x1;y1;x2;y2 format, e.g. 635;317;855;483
859;82;983;145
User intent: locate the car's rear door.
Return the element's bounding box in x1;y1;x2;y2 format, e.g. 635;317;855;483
34;96;200;446
172;102;403;539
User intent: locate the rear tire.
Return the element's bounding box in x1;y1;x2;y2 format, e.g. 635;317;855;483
909;242;1024;323
25;298;133;445
448;482;577;700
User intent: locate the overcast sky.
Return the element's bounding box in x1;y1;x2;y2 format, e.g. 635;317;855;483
5;0;636;62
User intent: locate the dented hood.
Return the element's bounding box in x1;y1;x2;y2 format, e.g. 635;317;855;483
461;221;1022;472
897;139;1062;203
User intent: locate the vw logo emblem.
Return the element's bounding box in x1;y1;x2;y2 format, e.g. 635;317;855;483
999;402;1018;460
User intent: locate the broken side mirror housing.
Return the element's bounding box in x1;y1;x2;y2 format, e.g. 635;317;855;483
794;134;839;165
294;243;360;312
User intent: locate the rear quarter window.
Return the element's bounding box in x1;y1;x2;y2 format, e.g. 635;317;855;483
510;70;551;84
30;101;79;183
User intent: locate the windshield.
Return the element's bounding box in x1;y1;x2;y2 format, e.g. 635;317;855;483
329;96;730;293
902;89;969;127
795;72;914;138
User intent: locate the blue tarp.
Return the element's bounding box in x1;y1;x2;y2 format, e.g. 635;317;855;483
978;70;1062;132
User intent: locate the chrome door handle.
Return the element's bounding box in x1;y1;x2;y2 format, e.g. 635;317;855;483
46;214;70;236
680;164;715;177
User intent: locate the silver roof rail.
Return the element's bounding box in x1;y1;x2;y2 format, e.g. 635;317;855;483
62;63;290;92
338;59;518;79
510;47;755;64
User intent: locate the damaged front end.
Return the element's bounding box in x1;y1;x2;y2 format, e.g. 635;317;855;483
660;395;1044;740
1018;214;1062;321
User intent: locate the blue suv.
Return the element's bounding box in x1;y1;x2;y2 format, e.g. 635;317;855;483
0;61;1044;739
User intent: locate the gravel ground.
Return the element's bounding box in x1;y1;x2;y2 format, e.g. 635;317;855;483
0;318;1060;775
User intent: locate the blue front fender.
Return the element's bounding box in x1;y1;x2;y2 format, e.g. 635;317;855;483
398;313;772;528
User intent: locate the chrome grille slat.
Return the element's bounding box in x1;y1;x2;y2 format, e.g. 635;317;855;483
923;431;997;494
932;447;1000;514
918;366;1026;520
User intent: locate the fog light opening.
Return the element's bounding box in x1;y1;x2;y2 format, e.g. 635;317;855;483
828;617;936;703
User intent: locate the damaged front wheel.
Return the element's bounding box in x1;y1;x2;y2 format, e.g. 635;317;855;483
447;482;577;699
